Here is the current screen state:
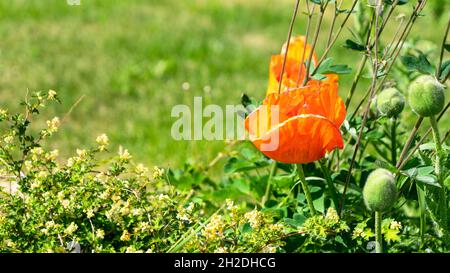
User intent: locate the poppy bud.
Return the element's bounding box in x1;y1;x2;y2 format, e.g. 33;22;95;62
408;75;445;117
369;96;380;119
376;87;405;117
363;169;398;212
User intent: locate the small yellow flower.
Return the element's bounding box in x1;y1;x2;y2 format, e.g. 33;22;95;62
325;207;340;223
48;90;57;100
152;166;165;179
225;199;235;210
37;170;49;179
244;209;263;229
215;247;228;253
76;149;88;158
96;134;109;150
119;148;132;161
96;229;105;239
46;117;60;134
0;108;8;118
86;209;95;219
31;147;45;157
3;135;14;144
120;230;131;241
30;180;42;189
389;220;402;230
64;222;78;236
61;199;70;209
135;164;148;176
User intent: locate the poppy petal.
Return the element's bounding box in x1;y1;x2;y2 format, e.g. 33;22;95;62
248;114;344;164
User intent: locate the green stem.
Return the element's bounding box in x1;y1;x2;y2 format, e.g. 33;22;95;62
262;161;277;206
297;164;317;216
345;54;368;108
429;116;447;231
391;118;397;166
375;211;383;253
319;160;339;209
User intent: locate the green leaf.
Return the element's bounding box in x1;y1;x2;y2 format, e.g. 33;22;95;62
344;39;366;51
284;213;306;227
241;223;252;233
415;175;441;188
444;44;450;52
224;157;262;173
403;167;441;188
272;173;296;188
439;60;450;82
241;93;258;115
400;53;435;75
314;57;352;76
384;0;409;5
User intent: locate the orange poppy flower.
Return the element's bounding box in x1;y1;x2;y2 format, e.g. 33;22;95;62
267;36;327;94
245;74;346;164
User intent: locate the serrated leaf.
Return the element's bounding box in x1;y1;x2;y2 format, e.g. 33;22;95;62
415;175;441;188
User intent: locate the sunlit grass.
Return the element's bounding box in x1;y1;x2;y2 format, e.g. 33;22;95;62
0;0;447;167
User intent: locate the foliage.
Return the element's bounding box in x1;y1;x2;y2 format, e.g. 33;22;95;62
0;0;449;254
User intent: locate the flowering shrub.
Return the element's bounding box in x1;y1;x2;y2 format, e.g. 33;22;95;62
0;92;286;253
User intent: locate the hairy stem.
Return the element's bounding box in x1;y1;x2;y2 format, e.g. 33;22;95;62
391;118;397;166
297;2;315;87
375;211;383;253
302;1;329;86
297;164;316;216
396;117;423;169
339;0;382;215
345;54;368;108
430;116;447;230
311;0;359;76
278;0;302;94
319;160;339;209
262;161;277;206
437;16;450;80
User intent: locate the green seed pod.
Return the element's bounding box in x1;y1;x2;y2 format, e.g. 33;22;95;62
408;75;445;117
376;87;405;117
363;168;398;212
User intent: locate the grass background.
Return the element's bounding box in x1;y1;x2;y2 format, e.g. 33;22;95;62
0;0;448;168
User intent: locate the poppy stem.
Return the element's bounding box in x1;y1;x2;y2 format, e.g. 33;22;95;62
297;164;316;216
396;117;423;169
375;211;383;253
302;1;329;86
430;116;447;232
296;1;315;87
262;161;277;206
277;0;301;95
319;160;339;210
391;117;397;166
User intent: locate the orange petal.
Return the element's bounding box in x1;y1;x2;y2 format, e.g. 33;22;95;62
266;55;307;94
281;36;319;66
263;77;346;127
248;114;344;164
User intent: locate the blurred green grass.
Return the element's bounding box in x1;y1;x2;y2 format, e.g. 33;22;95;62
0;0;448;167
